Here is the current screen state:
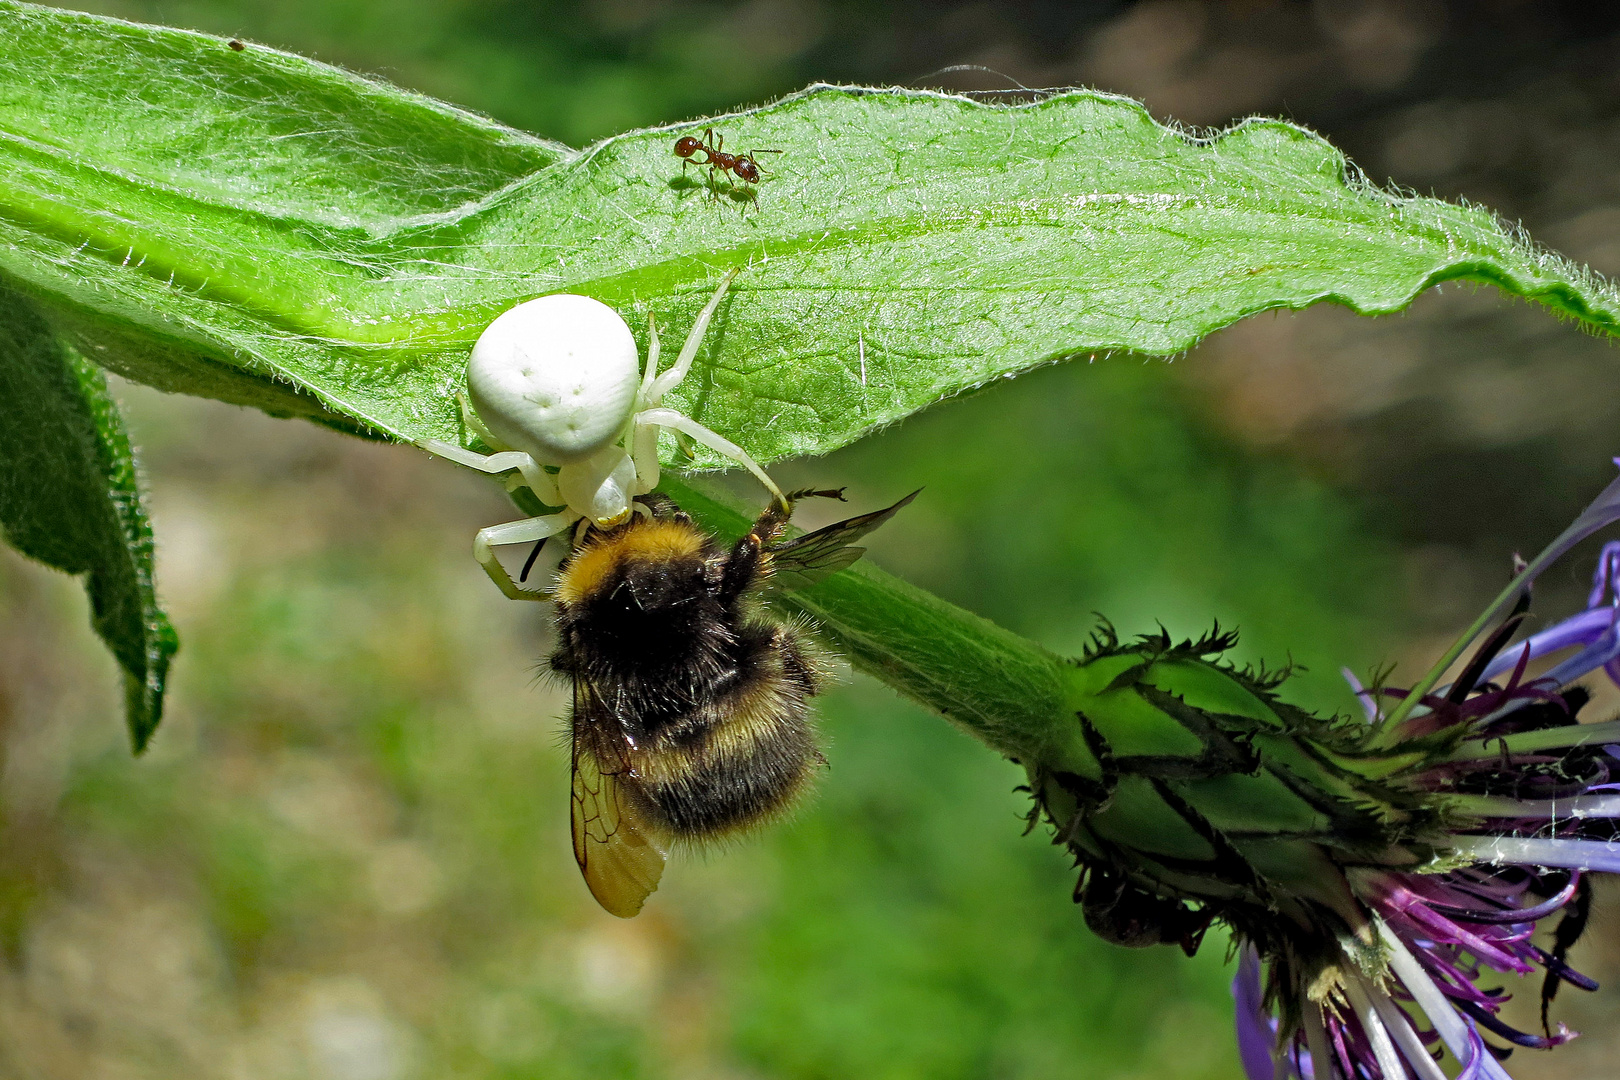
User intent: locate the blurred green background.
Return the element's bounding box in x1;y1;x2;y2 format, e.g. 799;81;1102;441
4;1;1620;1077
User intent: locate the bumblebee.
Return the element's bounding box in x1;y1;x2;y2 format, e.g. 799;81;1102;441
551;488;915;917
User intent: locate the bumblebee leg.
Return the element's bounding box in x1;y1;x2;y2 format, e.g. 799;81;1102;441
723;498;797;594
783;487;847;504
473;511;580;600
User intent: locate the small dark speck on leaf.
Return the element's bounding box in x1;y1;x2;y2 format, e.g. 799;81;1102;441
228;39;245;51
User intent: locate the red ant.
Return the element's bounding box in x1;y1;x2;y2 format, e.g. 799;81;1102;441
673;128;780;191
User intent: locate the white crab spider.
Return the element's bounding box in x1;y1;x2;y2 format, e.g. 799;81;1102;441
416;267;785;601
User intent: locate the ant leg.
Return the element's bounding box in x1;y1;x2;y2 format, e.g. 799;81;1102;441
416;440;563;507
633;408;785;509
473;511;580;600
647;268;741;402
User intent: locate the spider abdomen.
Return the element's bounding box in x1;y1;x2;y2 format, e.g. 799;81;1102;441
466;293;640;465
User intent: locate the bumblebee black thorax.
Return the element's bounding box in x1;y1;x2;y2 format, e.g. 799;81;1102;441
553;517;745;726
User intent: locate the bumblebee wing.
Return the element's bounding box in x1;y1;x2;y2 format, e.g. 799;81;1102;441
765;489;920;592
570;686;668;918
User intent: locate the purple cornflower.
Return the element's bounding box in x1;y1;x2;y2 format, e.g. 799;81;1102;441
1232;463;1620;1080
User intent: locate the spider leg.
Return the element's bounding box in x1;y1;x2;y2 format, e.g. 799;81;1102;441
634;408;784;508
456;391;507;450
473;511;580;600
647;267;741;403
630;418;661;496
416;440;562;506
639;311;662;402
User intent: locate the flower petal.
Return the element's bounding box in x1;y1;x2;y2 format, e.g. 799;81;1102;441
1449;835;1620;873
1476;608;1613;685
1387;463;1620;729
1342;975;1411;1080
1514;464;1620;602
1376;919;1516;1080
1233;946;1281;1080
1365;977;1448;1080
1302;1004;1334;1080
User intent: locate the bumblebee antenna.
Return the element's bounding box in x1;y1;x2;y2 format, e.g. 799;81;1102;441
519;537;547;583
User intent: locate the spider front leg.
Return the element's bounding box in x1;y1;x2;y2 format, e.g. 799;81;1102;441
415;439;563;508
646;268;740;404
473;511;581;601
457;391;502;450
629;268;783;506
635;408;785;509
630;417;662;496
628;311;666;496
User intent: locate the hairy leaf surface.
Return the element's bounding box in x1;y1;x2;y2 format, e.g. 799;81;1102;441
3;2;1618;467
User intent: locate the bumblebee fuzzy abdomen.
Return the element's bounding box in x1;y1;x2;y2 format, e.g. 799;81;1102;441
627;624;823;839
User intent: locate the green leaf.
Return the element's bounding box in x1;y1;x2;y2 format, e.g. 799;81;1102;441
0;282;178;750
2;2;1618;466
